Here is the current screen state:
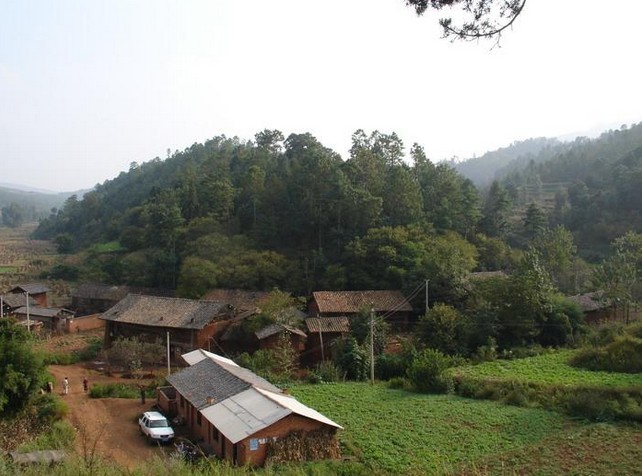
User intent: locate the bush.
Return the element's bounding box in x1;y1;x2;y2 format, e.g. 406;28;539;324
406;348;465;393
34;393;68;423
387;377;410;390
375;353;408;380
451;374;642;422
311;361;342;383
570;336;642;373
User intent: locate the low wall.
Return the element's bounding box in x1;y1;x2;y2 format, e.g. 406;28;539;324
66;314;105;333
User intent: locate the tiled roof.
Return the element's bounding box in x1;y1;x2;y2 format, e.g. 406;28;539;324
10;283;50;295
201;289;270;311
311;290;413;314
1;293;36;309
13;307;73;318
305;317;350;333
99;294;231;329
167;353;282;409
255;323;307;340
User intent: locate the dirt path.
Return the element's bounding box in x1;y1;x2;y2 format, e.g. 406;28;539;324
48;364;170;469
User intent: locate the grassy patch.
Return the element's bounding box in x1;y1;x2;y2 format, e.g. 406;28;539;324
457;422;642;476
450;350;642;388
290;383;568;475
0;266;18;274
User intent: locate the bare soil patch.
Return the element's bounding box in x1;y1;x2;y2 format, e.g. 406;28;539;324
42;331;174;470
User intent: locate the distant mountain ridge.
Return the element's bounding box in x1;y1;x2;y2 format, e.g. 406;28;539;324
0;184;87;219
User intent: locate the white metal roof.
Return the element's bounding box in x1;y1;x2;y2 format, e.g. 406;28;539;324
182;349;239;367
256;387;342;430
201;387;341;444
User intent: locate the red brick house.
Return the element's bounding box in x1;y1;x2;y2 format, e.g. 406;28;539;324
100;295;235;358
304;316;350;365
162;349;342;467
309;290;414;329
255;323;307;363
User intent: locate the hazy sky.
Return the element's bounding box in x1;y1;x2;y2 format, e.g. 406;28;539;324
2;1;642;192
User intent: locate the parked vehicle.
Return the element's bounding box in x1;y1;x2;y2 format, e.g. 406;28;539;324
138;411;174;444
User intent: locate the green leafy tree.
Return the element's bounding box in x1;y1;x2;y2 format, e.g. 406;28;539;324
0;319;46;414
415;303;465;354
349;306;390;355
1;202;26;227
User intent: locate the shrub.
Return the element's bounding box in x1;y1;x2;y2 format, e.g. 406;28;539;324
375;353;408;380
406;348;465;393
570;336;642;373
313;361;342;383
387;377;410;390
34;393;68;423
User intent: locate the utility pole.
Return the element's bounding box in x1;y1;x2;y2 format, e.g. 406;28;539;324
425;279;430;313
25;292;31;332
370;306;375;385
167;331;171;376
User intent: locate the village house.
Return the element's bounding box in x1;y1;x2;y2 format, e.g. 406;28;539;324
308;290;414;329
8;283;50;307
159;349;342;467
0;292;36;316
255;323;307;364
11;305;75;333
303;316;350;365
100;295;236;358
71;283;175;316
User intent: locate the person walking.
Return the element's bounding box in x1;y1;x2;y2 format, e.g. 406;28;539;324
63;377;69;395
83;377;89;393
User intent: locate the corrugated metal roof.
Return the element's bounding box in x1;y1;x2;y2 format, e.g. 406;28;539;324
312;290;413;314
305;317;350;333
256;387;342;430
99;294;231;329
182;349;239;367
202;387;342;444
202;387;290;443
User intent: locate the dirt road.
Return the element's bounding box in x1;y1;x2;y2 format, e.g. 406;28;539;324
48;364;170;469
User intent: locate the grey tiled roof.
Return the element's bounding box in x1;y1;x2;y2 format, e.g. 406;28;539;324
10;283;50;295
13;307;73;318
167;357;282;409
1;294;36;309
100;294;231;329
255;323;307;340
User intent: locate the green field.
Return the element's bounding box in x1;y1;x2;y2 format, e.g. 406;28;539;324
449;351;642;388
289;383;642;475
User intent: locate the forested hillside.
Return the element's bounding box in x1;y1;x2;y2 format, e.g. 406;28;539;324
33;124;642;311
0;186;73;227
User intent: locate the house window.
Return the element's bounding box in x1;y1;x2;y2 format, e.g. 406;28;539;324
212;427;219;442
180;395;185;408
197;412;202;426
